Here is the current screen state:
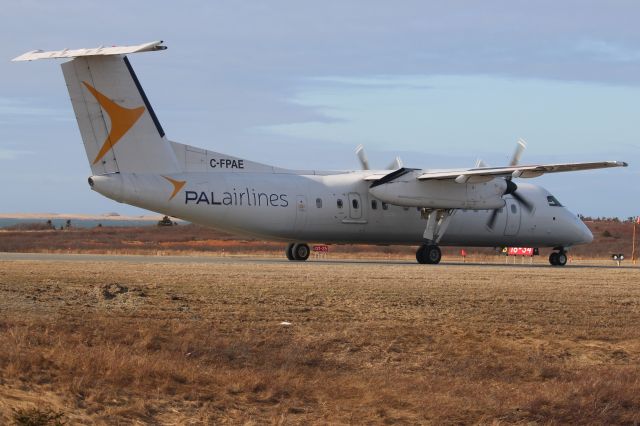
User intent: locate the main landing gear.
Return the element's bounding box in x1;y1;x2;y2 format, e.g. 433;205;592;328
415;208;454;265
416;244;442;264
549;248;568;266
286;243;310;261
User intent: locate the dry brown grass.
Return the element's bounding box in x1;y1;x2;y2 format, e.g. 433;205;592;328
1;259;639;424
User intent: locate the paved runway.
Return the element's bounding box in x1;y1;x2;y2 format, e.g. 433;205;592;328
1;251;636;270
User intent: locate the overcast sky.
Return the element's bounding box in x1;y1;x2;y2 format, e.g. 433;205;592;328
1;1;638;217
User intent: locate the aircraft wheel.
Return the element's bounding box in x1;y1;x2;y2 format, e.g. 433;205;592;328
286;243;295;261
556;252;568;266
425;245;442;264
417;245;441;265
549;252;559;266
416;245;428;264
292;243;310;261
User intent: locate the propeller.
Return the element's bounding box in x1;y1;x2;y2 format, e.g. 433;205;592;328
475;158;488;168
355;144;403;170
477;138;525;169
487;206;500;229
486;139;534;230
509;138;527;166
355;144;370;170
387;156;404;170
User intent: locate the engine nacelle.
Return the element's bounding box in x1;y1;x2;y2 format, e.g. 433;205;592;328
369;172;507;209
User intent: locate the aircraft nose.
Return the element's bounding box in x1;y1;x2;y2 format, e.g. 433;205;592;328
574;218;593;245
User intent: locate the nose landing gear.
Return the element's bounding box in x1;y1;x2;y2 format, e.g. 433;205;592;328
286;243;310;261
549;249;568;266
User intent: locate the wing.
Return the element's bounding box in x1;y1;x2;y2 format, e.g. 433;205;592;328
417;161;628;183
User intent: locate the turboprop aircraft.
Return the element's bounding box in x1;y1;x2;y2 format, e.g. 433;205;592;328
12;41;628;266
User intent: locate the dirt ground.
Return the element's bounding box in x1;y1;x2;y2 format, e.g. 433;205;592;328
1;258;639;424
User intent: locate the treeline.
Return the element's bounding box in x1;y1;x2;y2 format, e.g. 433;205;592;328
578;215;638;223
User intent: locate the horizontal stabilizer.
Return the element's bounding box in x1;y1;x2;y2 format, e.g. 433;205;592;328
12;41;166;62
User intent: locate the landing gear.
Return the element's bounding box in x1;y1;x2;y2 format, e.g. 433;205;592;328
416;244;442;264
416;208;453;265
549;249;568;266
286;243;310;261
286;243;295;260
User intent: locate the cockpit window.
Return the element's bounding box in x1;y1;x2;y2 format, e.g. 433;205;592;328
547;195;563;207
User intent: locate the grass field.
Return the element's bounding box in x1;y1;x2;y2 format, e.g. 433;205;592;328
1;258;640;424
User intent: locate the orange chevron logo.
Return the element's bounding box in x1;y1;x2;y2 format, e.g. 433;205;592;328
162;176;186;201
82;82;145;164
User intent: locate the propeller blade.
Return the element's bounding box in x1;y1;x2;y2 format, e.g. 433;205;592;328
475;158;488;168
387;156;403;170
487;209;500;229
355;144;370;170
509;139;527;167
512;191;534;212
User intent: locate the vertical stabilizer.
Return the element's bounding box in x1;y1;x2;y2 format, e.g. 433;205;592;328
61;54;180;175
12;41;180;175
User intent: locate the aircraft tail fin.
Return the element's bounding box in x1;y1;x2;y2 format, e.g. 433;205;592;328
13;41;180;175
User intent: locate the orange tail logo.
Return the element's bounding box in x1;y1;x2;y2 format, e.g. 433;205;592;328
162;176;186;201
82;82;145;164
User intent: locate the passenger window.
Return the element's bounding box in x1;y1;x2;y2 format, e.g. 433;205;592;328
352;199;359;209
382;202;389;210
547;195;563;207
316;198;322;208
371;200;378;210
337;199;343;209
511;204;517;213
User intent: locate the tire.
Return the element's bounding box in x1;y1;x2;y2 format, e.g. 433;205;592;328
285;243;295;261
556;252;567;266
425;245;442;264
549;252;559;266
292;243;310;261
416;245;428;264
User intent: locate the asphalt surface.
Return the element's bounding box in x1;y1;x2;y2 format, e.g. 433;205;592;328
0;252;637;270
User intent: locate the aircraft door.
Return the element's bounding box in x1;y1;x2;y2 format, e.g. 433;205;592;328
294;195;308;233
347;193;362;219
504;198;521;236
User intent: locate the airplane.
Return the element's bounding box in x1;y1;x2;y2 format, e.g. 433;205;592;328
12;41;628;266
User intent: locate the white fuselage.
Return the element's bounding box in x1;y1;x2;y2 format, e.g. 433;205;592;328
91;169;593;248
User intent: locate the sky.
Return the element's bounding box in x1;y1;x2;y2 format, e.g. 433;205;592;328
0;1;638;218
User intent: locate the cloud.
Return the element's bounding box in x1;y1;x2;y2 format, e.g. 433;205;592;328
0;98;59;116
576;40;640;63
0;148;33;160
